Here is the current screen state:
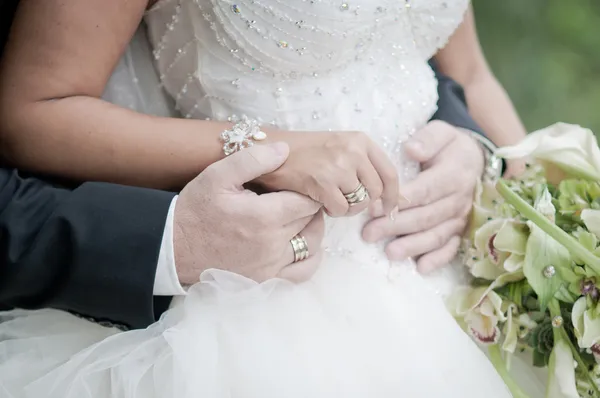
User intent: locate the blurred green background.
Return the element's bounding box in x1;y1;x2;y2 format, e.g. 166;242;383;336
472;0;600;135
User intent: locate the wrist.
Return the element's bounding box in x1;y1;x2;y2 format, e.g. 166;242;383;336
458;128;503;181
172;217;188;285
172;197;204;286
251;129;300;188
155;195;189;296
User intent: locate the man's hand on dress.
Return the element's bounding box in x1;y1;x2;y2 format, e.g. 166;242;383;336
173;143;325;285
362;121;484;273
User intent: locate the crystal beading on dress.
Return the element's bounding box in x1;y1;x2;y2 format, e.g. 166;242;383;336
145;0;467;128
144;0;470;271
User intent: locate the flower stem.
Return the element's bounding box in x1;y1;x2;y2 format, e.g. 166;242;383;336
549;300;600;396
496;180;600;274
488;344;531;398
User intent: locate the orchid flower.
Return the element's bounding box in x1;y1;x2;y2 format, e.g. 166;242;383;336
466;219;528;281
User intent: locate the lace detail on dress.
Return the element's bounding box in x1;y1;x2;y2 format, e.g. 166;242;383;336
143;0;470;272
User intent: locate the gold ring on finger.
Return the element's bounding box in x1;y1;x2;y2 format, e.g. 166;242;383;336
343;183;369;206
290;234;310;263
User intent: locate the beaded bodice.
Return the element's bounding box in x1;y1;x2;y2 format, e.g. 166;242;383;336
145;0;468;132
144;0;469;266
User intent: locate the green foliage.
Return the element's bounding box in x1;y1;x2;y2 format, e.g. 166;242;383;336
527;317;554;367
473;0;600;136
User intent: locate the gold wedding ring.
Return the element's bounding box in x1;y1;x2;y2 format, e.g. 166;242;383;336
290;234;310;263
343;183;369;206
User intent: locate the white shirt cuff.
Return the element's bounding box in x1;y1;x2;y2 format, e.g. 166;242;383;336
153;195;187;296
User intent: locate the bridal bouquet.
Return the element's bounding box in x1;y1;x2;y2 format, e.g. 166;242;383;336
449;123;600;398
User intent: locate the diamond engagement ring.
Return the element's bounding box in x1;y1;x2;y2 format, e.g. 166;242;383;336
290;234;309;263
343;183;369;206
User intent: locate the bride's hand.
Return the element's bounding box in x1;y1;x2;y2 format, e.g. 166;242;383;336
256;131;400;217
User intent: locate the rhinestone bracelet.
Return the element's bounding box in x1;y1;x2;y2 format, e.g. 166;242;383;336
220;115;267;156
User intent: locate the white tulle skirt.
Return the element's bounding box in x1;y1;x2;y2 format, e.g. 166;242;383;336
0;248;530;398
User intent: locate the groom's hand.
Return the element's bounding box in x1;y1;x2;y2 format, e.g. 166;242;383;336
173;143;325;285
362;121;483;273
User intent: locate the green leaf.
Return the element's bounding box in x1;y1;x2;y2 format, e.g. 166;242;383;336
577;229;599;252
568;281;582;296
558;179;592;214
524;223;571;310
557;264;579;284
588;183;600;201
533;349;548;368
594;301;600;319
554;285;577;304
528;310;546;323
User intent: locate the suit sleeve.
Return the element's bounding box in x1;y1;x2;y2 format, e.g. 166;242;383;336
429;60;484;134
0;168;175;329
429;60;506;173
0;0;18;59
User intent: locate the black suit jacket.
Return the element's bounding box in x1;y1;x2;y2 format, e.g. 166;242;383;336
0;0;486;330
0;0;17;58
0;169;175;329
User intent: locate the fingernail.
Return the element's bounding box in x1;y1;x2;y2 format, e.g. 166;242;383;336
389;206;398;221
417;263;432;275
363;228;379;243
387;246;406;261
392;252;407;262
407;140;423;150
397;192;412;210
404;140;428;162
399;191;411;204
405;140;423;155
269;142;289;157
370;200;384;217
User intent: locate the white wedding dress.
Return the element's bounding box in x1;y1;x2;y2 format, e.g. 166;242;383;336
0;1;540;397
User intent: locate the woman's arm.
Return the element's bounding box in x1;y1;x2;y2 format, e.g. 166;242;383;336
434;5;527;174
0;0;401;214
0;0;269;189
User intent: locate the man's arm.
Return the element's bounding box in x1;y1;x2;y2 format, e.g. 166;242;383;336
0;168;175;329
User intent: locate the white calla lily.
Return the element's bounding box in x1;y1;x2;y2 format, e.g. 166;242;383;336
496;123;600;182
546;339;580;398
581;209;600;239
572;297;600;349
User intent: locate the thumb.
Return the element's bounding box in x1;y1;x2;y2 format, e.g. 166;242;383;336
208;142;289;189
403;121;457;163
